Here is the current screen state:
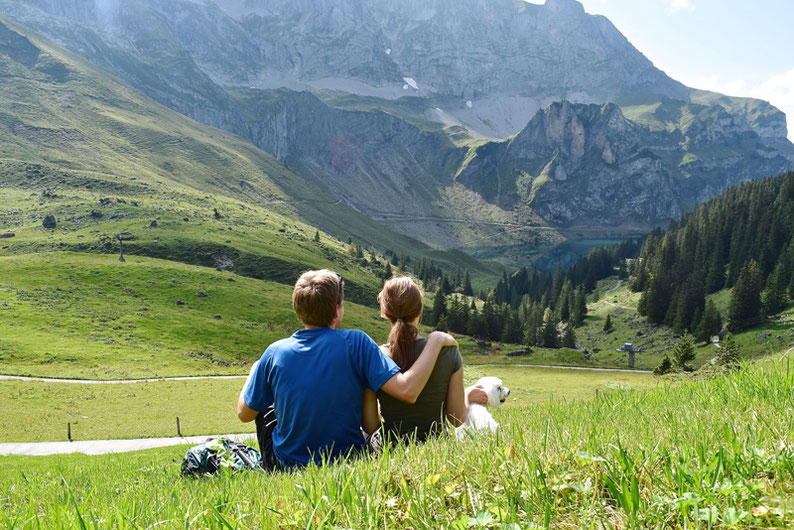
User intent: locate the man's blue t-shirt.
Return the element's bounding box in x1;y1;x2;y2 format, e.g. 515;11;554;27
243;327;400;467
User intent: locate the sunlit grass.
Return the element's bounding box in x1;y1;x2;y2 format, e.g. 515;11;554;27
1;353;792;528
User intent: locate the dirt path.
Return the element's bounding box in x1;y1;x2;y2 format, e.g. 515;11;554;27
0;374;246;384
0;361;652;384
0;433;255;457
481;364;652;374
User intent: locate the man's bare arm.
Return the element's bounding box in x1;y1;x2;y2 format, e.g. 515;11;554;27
379;331;457;403
361;389;380;435
237;360;259;422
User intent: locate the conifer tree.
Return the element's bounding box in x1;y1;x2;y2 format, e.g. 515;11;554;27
313;230;320;243
603;314;613;333
463;270;474;297
672;331;696;371
729;260;763;331
696;299;722;344
430;290;447;327
540;308;559;348
762;261;788;316
654;355;672;376
562;323;577;349
440;274;452;295
558;280;573;321
572;285;587;327
716;333;741;367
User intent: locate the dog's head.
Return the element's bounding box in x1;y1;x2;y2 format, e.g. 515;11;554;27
476;376;510;409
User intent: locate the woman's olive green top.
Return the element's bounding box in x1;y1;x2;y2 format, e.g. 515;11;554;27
376;337;463;442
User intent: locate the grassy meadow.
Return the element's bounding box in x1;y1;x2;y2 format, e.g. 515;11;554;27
0;365;656;443
1;352;792;528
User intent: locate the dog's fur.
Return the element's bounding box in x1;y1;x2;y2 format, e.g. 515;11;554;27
456;376;510;437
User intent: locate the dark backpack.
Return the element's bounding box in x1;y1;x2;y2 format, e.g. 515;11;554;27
181;438;262;476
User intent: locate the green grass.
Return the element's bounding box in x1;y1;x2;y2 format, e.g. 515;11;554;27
0;16;504;294
0;252;394;379
1;352;792;528
514;277;794;372
0;365;656;443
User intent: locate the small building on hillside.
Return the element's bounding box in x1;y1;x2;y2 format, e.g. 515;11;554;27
616;343;640;353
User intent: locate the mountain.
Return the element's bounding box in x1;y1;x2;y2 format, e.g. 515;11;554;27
1;0;793;267
458;101;794;228
0;16;502;300
1;0;786;140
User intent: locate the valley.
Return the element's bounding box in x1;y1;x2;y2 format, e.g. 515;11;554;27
1;0;794;527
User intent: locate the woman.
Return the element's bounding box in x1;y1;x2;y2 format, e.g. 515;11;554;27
363;276;486;442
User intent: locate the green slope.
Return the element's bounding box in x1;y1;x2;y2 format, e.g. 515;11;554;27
0;16;503;297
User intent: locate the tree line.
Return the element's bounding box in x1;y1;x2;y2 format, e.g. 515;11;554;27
423;239;641;347
632;171;794;340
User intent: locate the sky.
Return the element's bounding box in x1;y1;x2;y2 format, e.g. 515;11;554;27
528;0;794;140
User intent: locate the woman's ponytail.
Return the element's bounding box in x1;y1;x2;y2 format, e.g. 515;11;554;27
379;277;424;372
388;317;418;371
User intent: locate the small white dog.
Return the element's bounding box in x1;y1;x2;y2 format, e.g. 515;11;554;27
457;376;510;437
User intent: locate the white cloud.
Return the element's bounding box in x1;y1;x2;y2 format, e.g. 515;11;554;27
670;0;695;12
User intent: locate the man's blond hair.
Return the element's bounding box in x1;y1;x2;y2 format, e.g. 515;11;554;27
292;269;343;327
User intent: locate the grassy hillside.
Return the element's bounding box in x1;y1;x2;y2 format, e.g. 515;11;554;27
0;16;503;293
1;351;792;527
0;252;518;380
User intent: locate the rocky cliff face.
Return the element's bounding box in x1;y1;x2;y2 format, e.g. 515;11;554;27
2;0;786;139
458;101;794;228
233;89;466;218
1;0;793;261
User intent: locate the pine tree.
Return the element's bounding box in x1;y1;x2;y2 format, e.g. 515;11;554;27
383;262;393;280
762;261;788;316
558;280;573;322
213;208;222;220
562;323;577;349
440;274;452;295
467;303;483;337
729;260;763;331
603;314;613;333
672;331;696;371
540;308;559;348
696;299;722;344
654;355;673;376
463;270;474;297
571;285;587;327
716;333;741;367
430;290;447;327
447;296;464;332
313;230;320;243
355;244;364;259
453;267;462;289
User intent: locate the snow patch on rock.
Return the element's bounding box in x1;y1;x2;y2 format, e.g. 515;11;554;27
402;77;418;90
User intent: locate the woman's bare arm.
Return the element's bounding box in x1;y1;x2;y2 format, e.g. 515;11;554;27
445;367;467;427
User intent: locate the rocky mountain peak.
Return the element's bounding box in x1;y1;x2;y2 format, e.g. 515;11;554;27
509;101;634;164
544;0;585;16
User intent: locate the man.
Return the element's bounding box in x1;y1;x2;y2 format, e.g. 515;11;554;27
237;269;459;469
